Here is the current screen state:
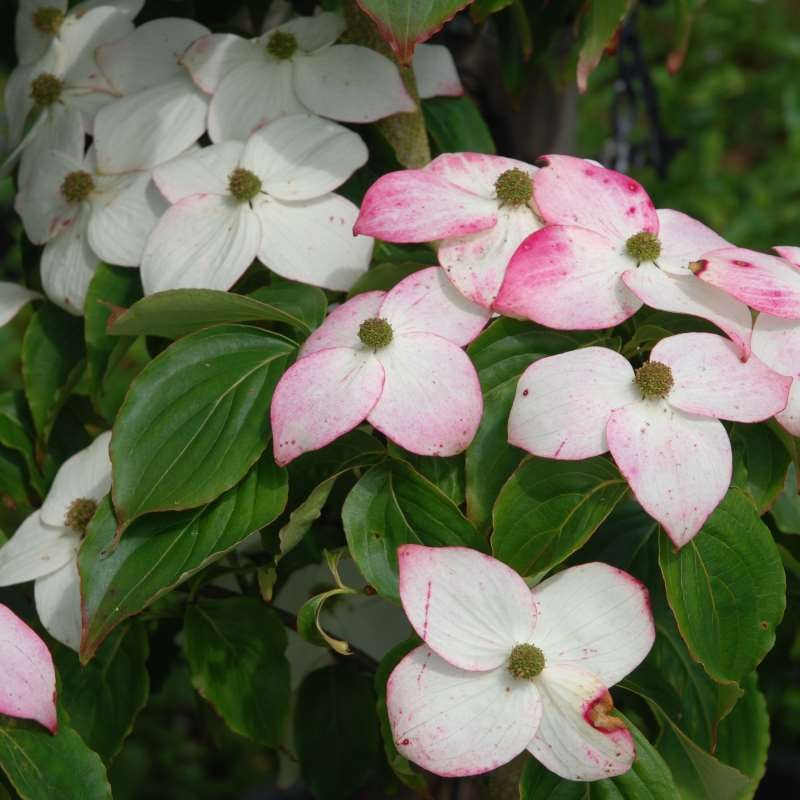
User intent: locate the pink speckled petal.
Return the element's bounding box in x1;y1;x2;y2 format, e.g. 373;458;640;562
354;168;497;243
622;263;753;358
397;544;537;671
0;603;57;733
271;347;384;466
426;152;536;198
774;246;800;265
655;209;730;276
494;225;642;329
388;645;542;777
509;347;638;460
752;314;800;435
412;44;463;99
607;401;731;548
378;267;489;346
533;155;657;241
692;247;800;318
369;333;483;457
301;291;385;358
651;332;791;422
527;665;634;781
439;205;542;309
531;563;654;687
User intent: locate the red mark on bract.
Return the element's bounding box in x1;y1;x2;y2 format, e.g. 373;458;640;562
733;259;753;268
627;206;636;216
522;389;529;396
422;580;432;639
400;738;410;745
553;440;565;457
584;691;627;734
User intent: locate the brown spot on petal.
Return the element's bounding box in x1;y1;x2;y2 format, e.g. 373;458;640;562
585;691;627;733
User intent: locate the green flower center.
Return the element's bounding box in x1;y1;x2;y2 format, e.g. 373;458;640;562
266;31;298;60
358;317;393;350
60;170;94;203
495;168;533;208
507;643;546;680
65;497;97;534
625;231;661;263
635;360;674;399
32;7;65;35
228;168;262;202
30;72;63;107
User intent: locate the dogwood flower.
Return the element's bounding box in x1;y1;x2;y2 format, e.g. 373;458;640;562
387;545;654;779
508;333;791;545
0;603;57;733
3;5;132;188
14;141;166;314
142;114;371;294
93;17;210;173
493;155;755;356
1;283;40;327
271;267;489;465
690;245;800;319
355;153;542;308
0;432;111;651
751;308;800;436
412;44;463;99
182;12;414;143
15;0;142;65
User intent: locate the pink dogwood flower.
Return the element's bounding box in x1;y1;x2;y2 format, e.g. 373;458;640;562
354;153;542;309
690;245;800;319
494;155;755;356
0;603;58;733
508;333;791;546
271;267;489;465
387;545;654;780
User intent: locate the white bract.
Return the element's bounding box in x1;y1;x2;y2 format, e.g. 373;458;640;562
93;17;210;173
142;114;372;294
3;5;133;188
0;283;41;328
387;545;655;779
182;12;414;143
15;140;166;315
0;432;112;651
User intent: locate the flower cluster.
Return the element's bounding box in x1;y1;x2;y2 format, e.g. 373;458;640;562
2;5;462;315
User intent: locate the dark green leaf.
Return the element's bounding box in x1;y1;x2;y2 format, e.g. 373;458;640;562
388;444;464;505
54;623;149;763
770;463;800;534
0;715;111;800
346;262;427;298
0;391;42;494
80;458;287;661
343;459;486;600
184;597;290;746
658;487;786;684
294;663;380;800
108;288;317;339
21;305;85;441
492;456;628;579
576;0;632;93
731;422;790;513
111;324;292;526
422;96;495;155
248;282;327;332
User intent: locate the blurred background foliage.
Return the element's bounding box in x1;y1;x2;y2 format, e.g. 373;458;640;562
1;0;799;797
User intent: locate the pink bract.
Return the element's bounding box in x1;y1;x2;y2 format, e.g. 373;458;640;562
354;153;543;308
386;545;654;779
270;267;489;465
0;603;58;733
508;333;791;546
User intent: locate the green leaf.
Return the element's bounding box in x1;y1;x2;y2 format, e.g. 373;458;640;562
184;597;290;746
83;264;141;399
0;391;42;494
53;623;149;763
0;715;111;800
111;324;292;527
388;444;465;505
346;262;427;298
355;0;473;63
21;305;85;441
422;96;495;155
470;0;514;22
731;422;790;513
576;0;632;93
492;456;628;579
342;459;486;600
658;487;786;684
108;287;320;339
715;672;769;796
294;663;381;800
248;282;328;332
297;588;355;655
770;463;800;534
80;457;287;661
519;715;678;799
